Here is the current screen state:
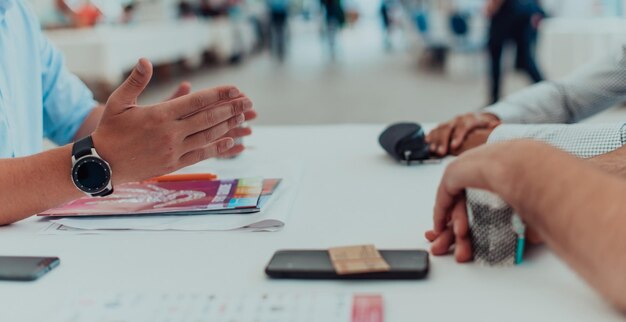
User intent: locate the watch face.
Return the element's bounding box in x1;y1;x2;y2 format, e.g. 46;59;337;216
72;156;111;193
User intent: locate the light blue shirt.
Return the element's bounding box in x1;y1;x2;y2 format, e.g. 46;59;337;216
0;0;96;158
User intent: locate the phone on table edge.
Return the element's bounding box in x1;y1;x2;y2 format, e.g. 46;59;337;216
0;256;60;281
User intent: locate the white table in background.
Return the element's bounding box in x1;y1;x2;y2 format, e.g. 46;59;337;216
0;125;622;322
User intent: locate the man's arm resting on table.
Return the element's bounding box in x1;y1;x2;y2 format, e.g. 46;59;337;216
427;50;626;156
433;141;626;311
504;142;626;312
0;146;83;226
0;60;256;226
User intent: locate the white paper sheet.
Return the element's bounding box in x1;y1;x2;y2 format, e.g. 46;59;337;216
52;292;373;322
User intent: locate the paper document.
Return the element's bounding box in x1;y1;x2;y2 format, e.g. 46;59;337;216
40;178;267;217
39;157;302;234
52;292;384;322
41;178;293;233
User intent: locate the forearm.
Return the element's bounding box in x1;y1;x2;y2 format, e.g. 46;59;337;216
0;145;83;225
484;51;626;124
497;143;626;310
73;104;104;141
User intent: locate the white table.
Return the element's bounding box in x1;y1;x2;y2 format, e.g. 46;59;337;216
0;125;622;321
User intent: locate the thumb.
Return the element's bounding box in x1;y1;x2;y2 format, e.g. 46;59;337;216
107;58;153;111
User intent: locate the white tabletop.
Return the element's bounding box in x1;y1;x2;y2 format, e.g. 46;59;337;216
0;125;622;322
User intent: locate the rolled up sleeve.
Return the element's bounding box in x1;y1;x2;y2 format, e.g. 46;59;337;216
40;33;96;145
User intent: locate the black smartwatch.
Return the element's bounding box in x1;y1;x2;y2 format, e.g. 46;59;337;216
71;135;113;197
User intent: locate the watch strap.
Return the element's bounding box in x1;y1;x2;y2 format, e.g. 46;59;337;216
72;135;95;159
93;188;113;197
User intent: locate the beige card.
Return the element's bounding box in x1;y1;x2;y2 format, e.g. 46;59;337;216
328;245;391;275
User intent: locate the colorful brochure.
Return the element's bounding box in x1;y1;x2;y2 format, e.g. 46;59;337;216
39;178;279;217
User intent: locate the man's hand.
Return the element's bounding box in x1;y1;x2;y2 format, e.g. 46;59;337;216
91;58;255;184
425;112;501;157
164;81;258;158
424;141;543;262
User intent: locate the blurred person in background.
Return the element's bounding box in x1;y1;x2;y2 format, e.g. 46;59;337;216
55;0;101;27
267;0;290;62
0;0;257;225
380;0;396;50
320;0;344;60
486;0;544;104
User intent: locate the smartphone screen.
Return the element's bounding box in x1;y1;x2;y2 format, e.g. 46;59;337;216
265;250;428;280
0;256;60;281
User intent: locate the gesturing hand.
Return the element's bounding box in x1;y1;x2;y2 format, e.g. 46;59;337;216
165;81;258;158
91;58;255;184
425;112;501;157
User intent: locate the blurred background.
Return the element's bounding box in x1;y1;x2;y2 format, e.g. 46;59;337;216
31;0;626;125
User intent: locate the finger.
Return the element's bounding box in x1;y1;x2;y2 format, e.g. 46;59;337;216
455;236;473;262
165;85;243;119
108;58;153;110
178;137;235;168
243;109;258;122
450;118;478;149
425;130;433;143
218;144;245;158
183;114;245;152
427;126;445;152
223;126;252;140
527;228;543;244
180;97;252;136
435;124;453;156
433;181;455;233
425;230;439;242
167;81;192;101
450;196;473;262
451;195;469;239
431;228;454;255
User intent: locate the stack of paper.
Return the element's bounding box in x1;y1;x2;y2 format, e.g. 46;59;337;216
39;178;291;234
40;178;275;217
39;157;302;234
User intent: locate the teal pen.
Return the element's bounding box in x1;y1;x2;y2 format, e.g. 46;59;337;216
512;215;526;265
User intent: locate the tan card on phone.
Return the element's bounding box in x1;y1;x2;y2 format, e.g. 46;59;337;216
328;245;391;275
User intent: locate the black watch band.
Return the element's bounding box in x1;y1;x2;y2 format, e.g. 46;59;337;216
71;136;113;197
72;135;96;159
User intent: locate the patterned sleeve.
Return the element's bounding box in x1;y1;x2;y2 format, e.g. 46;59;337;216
488;123;626;158
484;47;626;124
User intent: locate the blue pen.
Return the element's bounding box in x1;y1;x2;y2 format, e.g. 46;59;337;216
512;215;526;265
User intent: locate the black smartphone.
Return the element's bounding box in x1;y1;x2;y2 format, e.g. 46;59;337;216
265;249;428;280
0;256;60;281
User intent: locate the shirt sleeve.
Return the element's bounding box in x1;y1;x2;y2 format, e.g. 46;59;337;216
40;32;97;146
488;123;626;158
484;47;626;124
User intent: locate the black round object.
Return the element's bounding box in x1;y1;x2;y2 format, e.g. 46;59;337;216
72;156;111;193
379;122;431;162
